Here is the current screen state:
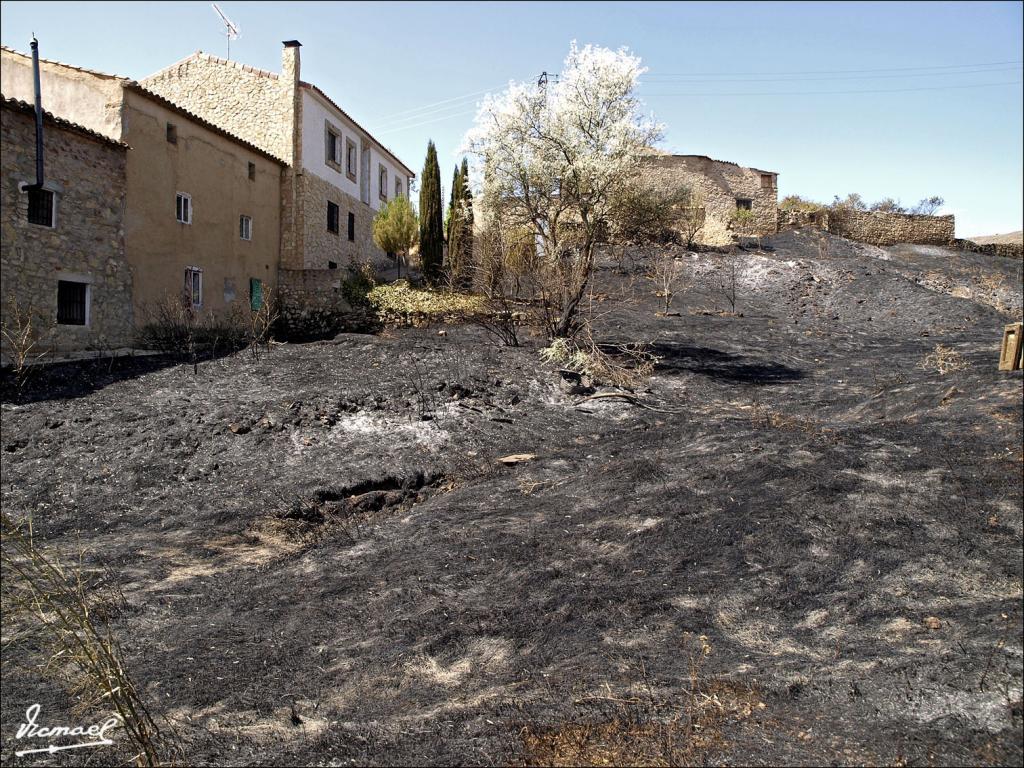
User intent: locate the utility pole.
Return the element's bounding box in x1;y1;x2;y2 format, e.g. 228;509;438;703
537;71;559;103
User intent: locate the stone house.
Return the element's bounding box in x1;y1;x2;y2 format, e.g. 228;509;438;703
1;96;132;358
139;41;416;274
640;153;779;246
1;45;284;328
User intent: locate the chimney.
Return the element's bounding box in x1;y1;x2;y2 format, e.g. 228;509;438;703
281;40;301;84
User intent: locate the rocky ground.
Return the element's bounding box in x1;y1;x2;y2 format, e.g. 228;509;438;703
1;230;1022;766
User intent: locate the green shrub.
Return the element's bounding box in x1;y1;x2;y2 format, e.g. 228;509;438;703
341;262;378;308
779;195;824;213
366;280;485;326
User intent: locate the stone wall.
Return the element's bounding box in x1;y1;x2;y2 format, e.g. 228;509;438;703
778;207;959;248
952;239;1024;260
1;101;133;359
827;208;955;246
639;155;779;246
300;172;386;270
276;267;359;340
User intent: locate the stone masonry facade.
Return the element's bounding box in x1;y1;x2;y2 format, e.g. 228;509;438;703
640;154;779;246
142;52;296;163
300;172;384;270
1;98;133;359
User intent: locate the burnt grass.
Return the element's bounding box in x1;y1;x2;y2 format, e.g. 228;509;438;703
1;229;1022;766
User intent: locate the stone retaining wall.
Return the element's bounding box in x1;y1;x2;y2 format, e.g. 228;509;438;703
277;267;370;340
952;239;1024;260
827;208;955;246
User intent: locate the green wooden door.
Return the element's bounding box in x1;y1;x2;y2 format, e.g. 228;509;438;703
249;278;263;311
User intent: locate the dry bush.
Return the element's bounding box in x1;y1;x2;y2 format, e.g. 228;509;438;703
714;253;740;315
222;289;281;361
1;514;180;766
1;296;52;390
137;291;280;367
135;290;202;364
920;344;969;375
646;251;688;315
473;218;538;301
540;331;656;390
469;220;541;345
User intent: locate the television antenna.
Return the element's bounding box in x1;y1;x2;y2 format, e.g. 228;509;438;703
211;4;240;59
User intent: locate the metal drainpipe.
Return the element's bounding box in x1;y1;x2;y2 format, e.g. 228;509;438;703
30;36;44;189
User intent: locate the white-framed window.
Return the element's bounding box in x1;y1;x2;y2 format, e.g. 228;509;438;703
394;177;402;198
185;266;203;309
176;192;192;224
57;279;90;326
239;215;252;241
379;165;387;201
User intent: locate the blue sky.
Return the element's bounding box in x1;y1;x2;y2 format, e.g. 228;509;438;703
2;1;1021;236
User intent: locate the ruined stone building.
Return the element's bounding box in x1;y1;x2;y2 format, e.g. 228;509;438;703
1;46;284;347
1;96;132;358
140;41;415;273
640;153;779;246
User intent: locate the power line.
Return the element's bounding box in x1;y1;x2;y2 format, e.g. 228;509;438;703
643;60;1023;77
639;80;1021;98
374;69;1023;135
639;65;1022;85
369;77;528;124
375;99;487;130
376;108;480;135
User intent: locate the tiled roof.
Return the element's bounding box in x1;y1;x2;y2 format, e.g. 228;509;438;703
0;44;122;79
0;94;129;149
301;81;415;178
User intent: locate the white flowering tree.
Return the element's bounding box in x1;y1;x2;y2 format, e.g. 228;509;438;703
464;42;662;339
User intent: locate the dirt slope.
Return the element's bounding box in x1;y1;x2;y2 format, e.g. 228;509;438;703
968;231;1023;246
1;231;1021;766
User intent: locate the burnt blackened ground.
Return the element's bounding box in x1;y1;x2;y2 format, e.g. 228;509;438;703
1;231;1022;766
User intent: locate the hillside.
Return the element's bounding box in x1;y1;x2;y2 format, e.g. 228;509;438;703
968;230;1024;246
2;231;1021;766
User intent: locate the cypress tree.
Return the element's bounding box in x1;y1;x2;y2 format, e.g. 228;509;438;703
460;158;474;270
418;140;444;284
447;165;465;283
